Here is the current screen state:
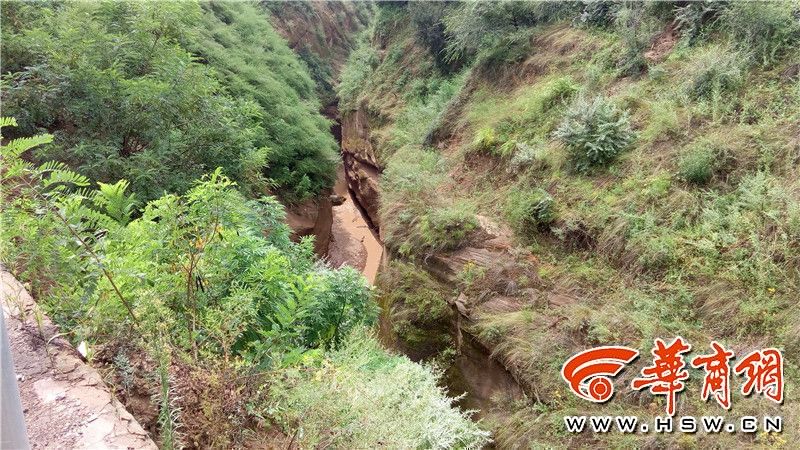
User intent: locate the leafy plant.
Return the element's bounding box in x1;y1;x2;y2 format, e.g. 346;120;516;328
92;180;137;225
474;127;499;152
2;1;337;202
417;202;479;253
721;1;800;67
678;142;724;185
554;96;635;172
505;187;556;235
575;0;620;29
269;330;490;449
682;46;745;100
337;37;380;110
674;1;726;44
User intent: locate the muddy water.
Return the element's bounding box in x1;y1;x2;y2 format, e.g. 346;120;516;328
446;334;524;420
327;167;383;284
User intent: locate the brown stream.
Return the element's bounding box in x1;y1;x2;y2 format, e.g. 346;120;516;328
327;167;383;284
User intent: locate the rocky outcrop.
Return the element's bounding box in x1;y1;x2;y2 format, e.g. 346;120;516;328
340;106;382;233
418;217;542;394
285;196;333;256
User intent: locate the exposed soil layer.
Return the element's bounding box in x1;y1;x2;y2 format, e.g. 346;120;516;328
1;271;156;450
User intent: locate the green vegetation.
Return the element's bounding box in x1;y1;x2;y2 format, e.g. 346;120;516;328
4;1;800;447
505;186;556;235
554;96;635;173
271;331;489;449
341;1;800;447
188;1;338;200
1;0;335;202
0;118;485;447
722;1;800;67
378;260;453;351
337;37;380;111
381;146;478;257
678;139;724;184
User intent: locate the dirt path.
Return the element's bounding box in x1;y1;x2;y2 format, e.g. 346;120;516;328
1;271;156;450
327;168;383;284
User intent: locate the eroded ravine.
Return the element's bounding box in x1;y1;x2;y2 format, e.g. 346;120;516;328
327;167;383;284
330;106;525;434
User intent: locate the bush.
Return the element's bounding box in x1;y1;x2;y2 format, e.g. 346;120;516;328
337;38;380;110
473;127;499;152
378;261;452;349
575;1;620;29
508;141;547;172
674;1;727;44
554;96;635;172
613;2;660;77
682;45;745;100
391;75;464;152
679;144;719;185
505;187;556;235
1;1;338;203
641;100;681;144
417;202;479;253
442;1;576;64
269;331;491;449
721;1;800;67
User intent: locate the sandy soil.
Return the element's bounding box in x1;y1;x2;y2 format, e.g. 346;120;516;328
1;271;156;450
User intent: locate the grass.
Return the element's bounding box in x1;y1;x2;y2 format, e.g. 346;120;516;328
378;261;453;350
348;10;800;447
269;330;490;449
504;185;556;236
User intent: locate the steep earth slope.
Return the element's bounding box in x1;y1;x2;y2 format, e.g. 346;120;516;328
338;2;800;447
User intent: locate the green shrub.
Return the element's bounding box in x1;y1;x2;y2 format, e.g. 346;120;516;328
473;127;499;152
1;1;337;203
682;46;745;100
378;261;452;348
678;142;723;184
506;187;556;235
538;77;581;110
641;99;681;144
722;1;800;67
613;2;660;77
674;1;726;44
575;1;620;29
391;75;464;152
269;331;491;449
337;37;380;110
507;141;547;172
554;96;635;172
630;232;679;274
417;202;479;253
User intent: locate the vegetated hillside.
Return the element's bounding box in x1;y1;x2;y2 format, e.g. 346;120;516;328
0;2;490;449
265;0;373;105
1;0;336;203
339;2;800;447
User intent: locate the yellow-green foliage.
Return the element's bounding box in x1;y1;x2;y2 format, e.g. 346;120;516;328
505;186;556;235
270;331;490;449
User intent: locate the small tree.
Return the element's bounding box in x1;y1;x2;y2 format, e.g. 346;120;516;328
554;96;635;173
